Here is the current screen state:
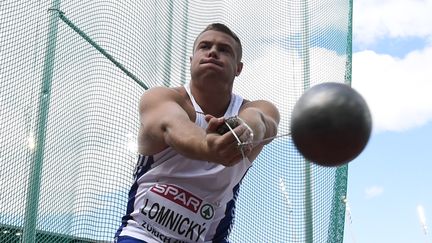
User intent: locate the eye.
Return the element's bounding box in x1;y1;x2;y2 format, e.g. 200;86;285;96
219;45;233;55
199;43;210;49
219;46;228;52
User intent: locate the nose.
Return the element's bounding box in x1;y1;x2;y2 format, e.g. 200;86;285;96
207;45;218;58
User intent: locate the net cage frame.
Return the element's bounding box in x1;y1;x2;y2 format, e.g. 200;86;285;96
0;0;352;242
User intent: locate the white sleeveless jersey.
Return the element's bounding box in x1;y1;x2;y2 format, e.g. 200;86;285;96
115;84;252;243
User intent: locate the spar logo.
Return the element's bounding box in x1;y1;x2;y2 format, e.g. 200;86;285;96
151;184;214;219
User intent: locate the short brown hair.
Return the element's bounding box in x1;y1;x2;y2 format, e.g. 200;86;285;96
194;23;243;61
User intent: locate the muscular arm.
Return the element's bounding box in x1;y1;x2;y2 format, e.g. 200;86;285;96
138;87;249;166
237;100;280;162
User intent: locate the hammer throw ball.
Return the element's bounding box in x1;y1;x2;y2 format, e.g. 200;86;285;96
290;82;372;167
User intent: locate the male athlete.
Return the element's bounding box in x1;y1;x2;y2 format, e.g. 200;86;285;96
115;23;280;243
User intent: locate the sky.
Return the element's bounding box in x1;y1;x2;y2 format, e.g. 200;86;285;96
344;0;432;242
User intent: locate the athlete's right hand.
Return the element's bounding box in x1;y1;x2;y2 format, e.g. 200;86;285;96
201;115;252;166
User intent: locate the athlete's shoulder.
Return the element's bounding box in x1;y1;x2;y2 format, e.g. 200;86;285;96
241;99;278;111
140;86;187;105
139;86;195;121
143;86;181;97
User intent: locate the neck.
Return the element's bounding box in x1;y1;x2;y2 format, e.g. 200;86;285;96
189;79;232;117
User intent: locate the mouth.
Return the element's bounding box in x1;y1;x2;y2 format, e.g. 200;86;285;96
200;59;223;67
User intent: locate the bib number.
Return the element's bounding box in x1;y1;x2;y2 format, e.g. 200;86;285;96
139;184;215;242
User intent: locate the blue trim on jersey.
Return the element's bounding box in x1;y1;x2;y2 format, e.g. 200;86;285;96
212;183;241;243
134;155;155;179
115;155;155;239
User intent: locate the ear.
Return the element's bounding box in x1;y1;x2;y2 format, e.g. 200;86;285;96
235;62;243;76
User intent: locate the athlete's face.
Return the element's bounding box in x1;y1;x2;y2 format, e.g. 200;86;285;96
190;30;243;83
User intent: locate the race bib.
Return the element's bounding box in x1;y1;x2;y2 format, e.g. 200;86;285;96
139;184;215;243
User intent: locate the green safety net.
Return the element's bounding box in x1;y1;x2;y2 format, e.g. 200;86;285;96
0;0;351;242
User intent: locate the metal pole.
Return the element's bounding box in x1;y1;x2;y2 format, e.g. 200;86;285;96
22;1;62;242
325;1;353;242
344;0;353;86
162;0;175;87
179;0;190;85
327;166;349;243
301;0;313;242
58;12;148;90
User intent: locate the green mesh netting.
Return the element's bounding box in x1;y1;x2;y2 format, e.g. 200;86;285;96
1;0;351;242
